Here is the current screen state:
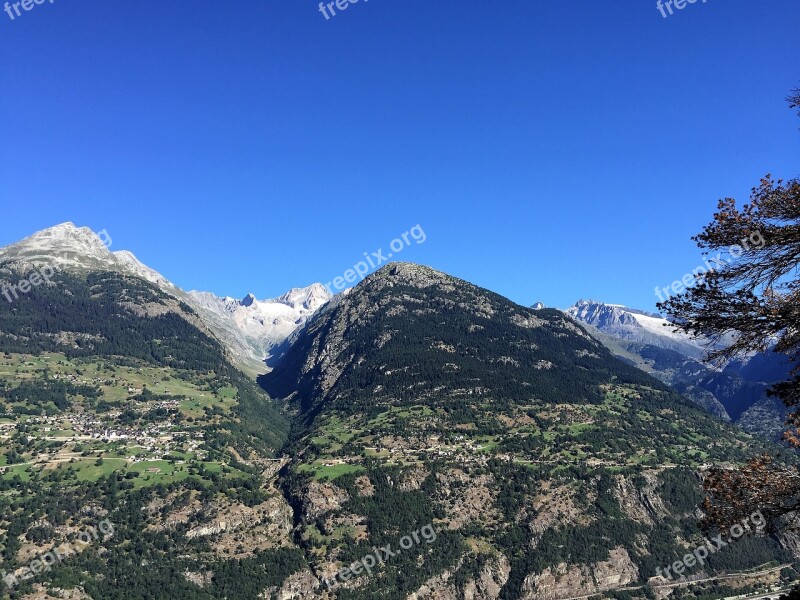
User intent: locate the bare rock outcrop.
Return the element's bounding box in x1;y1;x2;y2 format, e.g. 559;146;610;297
613;471;672;524
302;481;350;520
521;547;639;600
408;554;511;600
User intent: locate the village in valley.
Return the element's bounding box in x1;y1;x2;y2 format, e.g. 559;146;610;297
0;352;234;486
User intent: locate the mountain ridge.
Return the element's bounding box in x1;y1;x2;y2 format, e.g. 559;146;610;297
257;262;792;599
0;224;796;599
566;299;794;440
0;222;333;374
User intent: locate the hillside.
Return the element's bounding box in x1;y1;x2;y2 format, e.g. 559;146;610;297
1;223;797;600
566;300;794;441
0;260;312;598
261;263;796;600
0;222;334;376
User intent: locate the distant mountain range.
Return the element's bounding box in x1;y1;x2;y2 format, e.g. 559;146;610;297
564;300;794;440
186;285;332;370
2;224;793;442
2;224;792;441
565;299;717;359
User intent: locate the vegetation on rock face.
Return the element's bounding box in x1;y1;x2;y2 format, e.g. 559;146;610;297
0;268;290;454
263;263;794;599
0;248;796;598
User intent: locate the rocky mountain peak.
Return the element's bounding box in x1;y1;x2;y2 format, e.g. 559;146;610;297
357;262;459;294
568;300;641;328
275;283;332;311
0;221;114;269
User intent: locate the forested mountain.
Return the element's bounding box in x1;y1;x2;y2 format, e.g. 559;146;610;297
0;259;308;598
0;222;333;375
260;263;797;599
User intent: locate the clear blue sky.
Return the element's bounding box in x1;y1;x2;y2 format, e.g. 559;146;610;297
1;0;798;311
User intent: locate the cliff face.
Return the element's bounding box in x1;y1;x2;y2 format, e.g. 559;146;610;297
521;547;639;600
408;555;512;600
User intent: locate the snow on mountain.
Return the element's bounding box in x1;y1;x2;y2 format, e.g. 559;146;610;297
187;285;332;367
563;300;795;435
276;285;332;311
566;299;713;358
0;222;333;374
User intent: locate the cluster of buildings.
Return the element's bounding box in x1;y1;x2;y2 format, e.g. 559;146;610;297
2;405;207;469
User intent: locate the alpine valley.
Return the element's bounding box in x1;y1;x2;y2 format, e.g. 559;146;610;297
0;223;797;600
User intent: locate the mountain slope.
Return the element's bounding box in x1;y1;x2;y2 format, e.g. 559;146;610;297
2;224;795;599
566;300;794;440
566;300;715;359
261;263;792;600
0;248;316;597
0;223;332;374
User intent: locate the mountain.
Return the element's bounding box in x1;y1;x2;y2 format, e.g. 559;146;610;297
113;248;183;292
566;299;715;359
260;263;793;599
0;229;313;598
187;284;332;369
0;221;118;272
1;224;797;599
0;223;332;374
566;300;793;440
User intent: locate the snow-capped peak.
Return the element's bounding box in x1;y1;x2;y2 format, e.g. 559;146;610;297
275;283;332;311
185;283;333;368
566;299;713;358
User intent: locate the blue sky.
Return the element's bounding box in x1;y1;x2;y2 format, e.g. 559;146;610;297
1;0;798;311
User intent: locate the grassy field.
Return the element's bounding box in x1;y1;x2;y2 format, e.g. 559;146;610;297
0;353;239;418
297;461;365;480
179;392;237;419
0;352;246;491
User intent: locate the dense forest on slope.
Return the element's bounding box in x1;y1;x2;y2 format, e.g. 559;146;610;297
0;261;795;599
0;267;289;453
262;263;797;599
